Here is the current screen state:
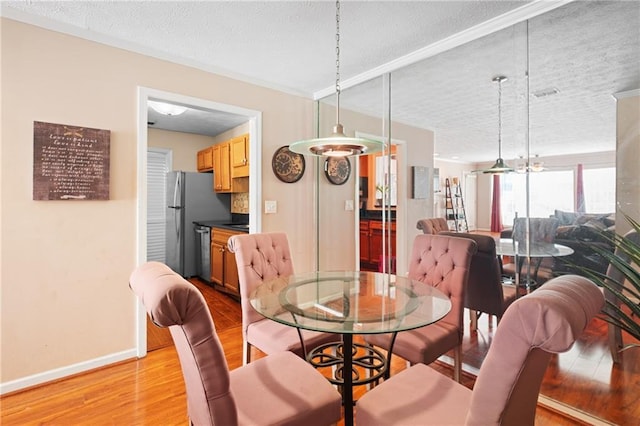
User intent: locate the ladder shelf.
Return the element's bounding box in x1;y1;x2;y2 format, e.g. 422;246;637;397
444;178;468;232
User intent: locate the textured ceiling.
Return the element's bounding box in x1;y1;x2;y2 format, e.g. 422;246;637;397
3;1;639;163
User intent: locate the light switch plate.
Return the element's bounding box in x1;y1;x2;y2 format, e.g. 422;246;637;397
345;200;354;211
265;200;277;214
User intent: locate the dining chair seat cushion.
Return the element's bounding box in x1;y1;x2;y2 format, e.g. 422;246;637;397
356;362;471;426
246;320;335;358
366;321;460;366
230;351;342;426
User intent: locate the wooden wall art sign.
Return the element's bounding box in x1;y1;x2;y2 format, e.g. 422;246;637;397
33;121;110;200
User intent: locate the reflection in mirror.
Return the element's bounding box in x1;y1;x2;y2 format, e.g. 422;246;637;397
313;1;638;421
316;76;387;272
525;3;638;422
375;155;397;207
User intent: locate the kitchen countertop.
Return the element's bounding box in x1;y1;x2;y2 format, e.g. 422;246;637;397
193;220;249;233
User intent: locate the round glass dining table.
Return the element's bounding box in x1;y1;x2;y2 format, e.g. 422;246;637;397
249;270;451;426
495;238;574;292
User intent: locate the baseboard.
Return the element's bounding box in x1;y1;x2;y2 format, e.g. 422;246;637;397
0;348;138;395
537;395;617;426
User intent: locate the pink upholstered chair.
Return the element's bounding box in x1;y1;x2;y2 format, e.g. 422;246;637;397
365;234;477;382
356;274;604;426
604;229;639;363
129;261;342;426
227;232;339;364
440;232;517;331
416;217;449;234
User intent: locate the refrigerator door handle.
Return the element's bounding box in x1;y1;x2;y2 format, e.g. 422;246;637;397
173;173;182;241
169;172;181;208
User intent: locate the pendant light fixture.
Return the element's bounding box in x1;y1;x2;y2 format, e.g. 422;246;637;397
483;75;514;174
289;0;384;157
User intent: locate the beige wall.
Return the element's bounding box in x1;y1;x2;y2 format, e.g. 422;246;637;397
0;18;316;388
148;128;215;172
615;92;640;235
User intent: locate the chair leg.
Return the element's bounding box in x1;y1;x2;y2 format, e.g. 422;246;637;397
243;340;252;365
469;309;478;331
453;345;462;383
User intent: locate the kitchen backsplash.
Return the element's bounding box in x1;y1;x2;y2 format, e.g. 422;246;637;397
231;192;249;214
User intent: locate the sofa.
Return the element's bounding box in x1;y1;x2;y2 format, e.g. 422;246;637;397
502;210;616;277
549;210;616;275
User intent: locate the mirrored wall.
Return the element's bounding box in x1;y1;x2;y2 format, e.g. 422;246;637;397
315;1;639;421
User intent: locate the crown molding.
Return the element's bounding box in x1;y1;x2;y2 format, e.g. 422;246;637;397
314;0;573;100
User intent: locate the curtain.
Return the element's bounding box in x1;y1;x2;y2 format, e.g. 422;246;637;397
490;174;503;232
576;163;585;213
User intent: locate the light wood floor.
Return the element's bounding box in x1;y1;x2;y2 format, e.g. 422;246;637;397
2;278;638;425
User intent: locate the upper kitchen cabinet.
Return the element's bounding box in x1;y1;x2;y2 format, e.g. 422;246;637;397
213;142;231;192
230;133;249;178
197;146;214;172
213;140;249;193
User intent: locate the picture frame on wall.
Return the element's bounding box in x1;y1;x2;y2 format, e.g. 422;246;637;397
412;166;429;199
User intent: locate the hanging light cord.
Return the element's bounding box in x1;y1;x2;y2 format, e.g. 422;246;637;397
335;0;341;126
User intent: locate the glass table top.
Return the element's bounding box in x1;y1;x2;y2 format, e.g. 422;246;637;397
249;270;451;335
495;238;574;258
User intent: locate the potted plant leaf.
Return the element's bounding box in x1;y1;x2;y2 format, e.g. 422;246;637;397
564;214;640;353
375;184;388;207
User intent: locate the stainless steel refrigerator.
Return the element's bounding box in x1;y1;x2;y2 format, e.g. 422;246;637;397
166;171;230;277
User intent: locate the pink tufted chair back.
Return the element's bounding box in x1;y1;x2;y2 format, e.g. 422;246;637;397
227;233;294;340
466;275;604;425
407;234;477;339
129;262;237;426
416;218;450;234
440;231;515;319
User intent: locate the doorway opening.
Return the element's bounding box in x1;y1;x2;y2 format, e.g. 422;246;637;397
135;87;262;356
355;133;407;275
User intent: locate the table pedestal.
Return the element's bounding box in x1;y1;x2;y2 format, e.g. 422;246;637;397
307;335;390;426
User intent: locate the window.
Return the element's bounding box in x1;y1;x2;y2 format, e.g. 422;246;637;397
500;166;615;225
583;167;615;213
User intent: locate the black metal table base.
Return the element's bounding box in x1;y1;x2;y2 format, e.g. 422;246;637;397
306;335;390;426
307;341;388;386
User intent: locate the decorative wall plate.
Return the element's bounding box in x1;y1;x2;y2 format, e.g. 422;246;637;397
272;145;305;183
324;156;351;185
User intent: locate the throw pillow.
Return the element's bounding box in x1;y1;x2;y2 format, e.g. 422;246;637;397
554;210;578;226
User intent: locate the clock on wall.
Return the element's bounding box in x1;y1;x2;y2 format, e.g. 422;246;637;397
272;145;305;183
324;156;351;185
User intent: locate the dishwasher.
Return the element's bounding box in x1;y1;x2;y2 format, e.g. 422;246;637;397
194;225;211;283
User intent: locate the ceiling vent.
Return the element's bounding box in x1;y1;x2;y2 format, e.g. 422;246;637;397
532;87;560;98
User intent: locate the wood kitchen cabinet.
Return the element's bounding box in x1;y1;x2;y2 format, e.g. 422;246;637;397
197;146;214;172
359;220;370;263
360;219;396;272
212;142;232;192
212;140;249;193
210;228;241;297
230;133;249;178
